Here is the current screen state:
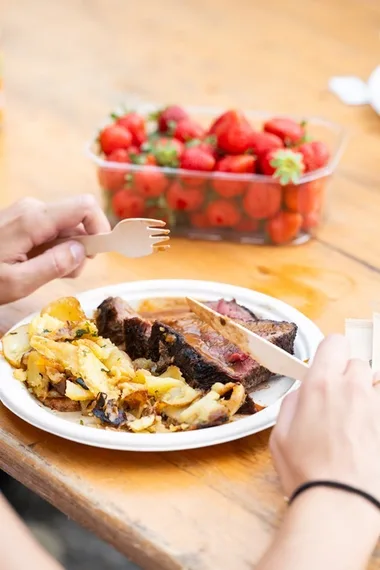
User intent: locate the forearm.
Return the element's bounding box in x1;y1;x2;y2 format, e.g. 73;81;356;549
256;488;380;570
0;493;64;570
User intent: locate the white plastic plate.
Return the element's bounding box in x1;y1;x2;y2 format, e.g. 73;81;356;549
0;280;323;451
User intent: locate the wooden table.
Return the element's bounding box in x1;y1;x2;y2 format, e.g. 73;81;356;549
1;0;380;568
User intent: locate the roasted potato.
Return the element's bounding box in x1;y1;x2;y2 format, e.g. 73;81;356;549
65;380;93;402
2;324;30;368
26;351;49;399
41;296;87;322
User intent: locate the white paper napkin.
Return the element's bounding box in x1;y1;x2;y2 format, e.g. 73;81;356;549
328;66;380;114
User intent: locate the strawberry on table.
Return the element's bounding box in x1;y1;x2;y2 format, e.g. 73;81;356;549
212;154;256;198
266;211;303;244
142;137;184;167
284;179;325;214
174;118;205;142
180;146;216;187
114;112;147;147
166;181;204;211
248;132;284;158
297;141;330;172
263;117;305;145
190;211;210;229
243;182;282;220
206;199;241;227
111;190;145;219
301;210;320;231
260;148;305;184
185;136;218;158
235;217;260;232
97;148;130;192
99;124;132;155
209;110;254;154
132;155;168;198
157;105;189;133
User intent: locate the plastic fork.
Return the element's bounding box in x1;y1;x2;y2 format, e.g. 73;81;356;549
30;218;170;260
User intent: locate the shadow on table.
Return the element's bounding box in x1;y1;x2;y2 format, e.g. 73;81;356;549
0;471;140;570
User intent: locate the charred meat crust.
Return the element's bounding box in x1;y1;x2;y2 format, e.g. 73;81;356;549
96;296;298;393
124;317;152;361
95;296;138;347
148;319;297;392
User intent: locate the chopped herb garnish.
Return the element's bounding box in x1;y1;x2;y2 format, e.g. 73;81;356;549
75;329;87;338
43;329;51;333
79;419;84;426
101;368;108;373
9;332;17;336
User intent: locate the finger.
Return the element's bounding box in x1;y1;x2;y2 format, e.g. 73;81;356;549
57;223;86;239
344;358;373;388
274;389;300;437
64;259;87;278
306;334;349;384
57;224;95;260
46;194;110;235
3;241;85;301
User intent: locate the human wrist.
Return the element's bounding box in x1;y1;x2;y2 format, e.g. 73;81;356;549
287;485;380;543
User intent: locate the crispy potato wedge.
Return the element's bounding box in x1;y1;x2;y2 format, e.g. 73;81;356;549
77;345;119;399
30;336;80;377
65;380;93;402
78;338;134;380
29;314;65;339
127;415;155;432
41;296;86;322
2;324;31;368
26;351;49;399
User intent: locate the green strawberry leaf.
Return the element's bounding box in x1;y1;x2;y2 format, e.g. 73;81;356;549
270;149;305;185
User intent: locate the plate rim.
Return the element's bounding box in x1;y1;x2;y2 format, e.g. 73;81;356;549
0;279;324;452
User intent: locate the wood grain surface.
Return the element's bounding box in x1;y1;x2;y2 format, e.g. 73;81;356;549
1;0;380;568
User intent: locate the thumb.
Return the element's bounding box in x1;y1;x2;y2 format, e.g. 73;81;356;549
8;241;86;299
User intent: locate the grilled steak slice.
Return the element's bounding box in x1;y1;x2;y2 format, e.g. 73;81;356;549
205;299;258;322
95;297;137;346
124;317;152;360
149;314;297;392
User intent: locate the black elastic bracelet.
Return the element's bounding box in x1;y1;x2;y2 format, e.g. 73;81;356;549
288;480;380;511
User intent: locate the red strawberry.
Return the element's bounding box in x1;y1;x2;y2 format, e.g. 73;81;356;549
266;211;302;244
209;110;254;154
297;141;330;172
212;155;256;198
302;211;320;231
115;112;147;147
142;137;184;167
185;136;218;158
284;179;325;215
180;147;216;171
235;217;259;232
190;212;210;229
97;149;130;192
263;117;305;145
248;132;284;158
111;190;145;219
158;105;189;133
132;155;168;198
260;148;305;185
206;200;241;227
174;118;205;142
179;146;216;188
166;181;204;212
243;183;282;220
99;124;132;155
